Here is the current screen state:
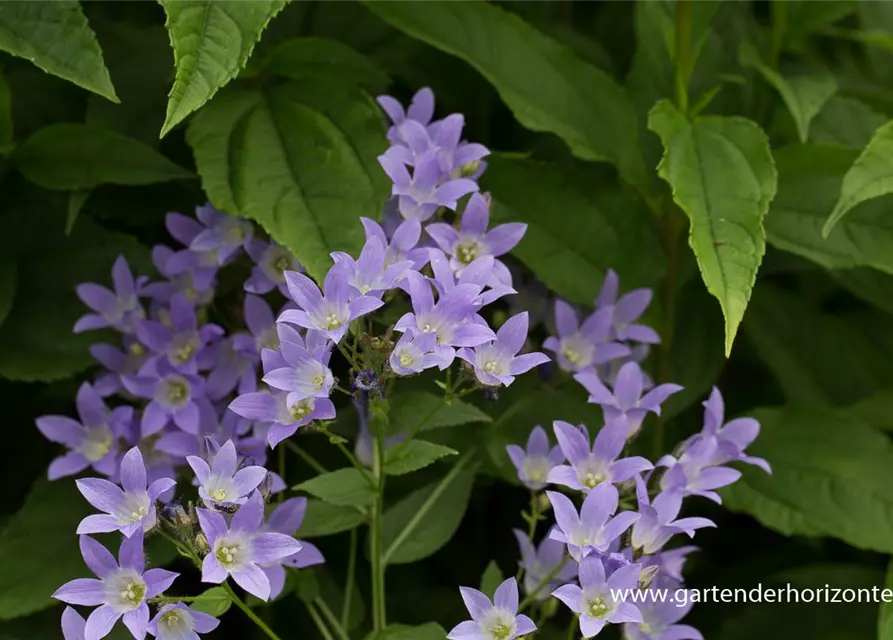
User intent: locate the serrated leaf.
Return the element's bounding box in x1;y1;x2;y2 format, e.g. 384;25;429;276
190;587;232;617
298;500;366;538
480;560;504;596
13;124;193;190
294;469;375;508
721;406;893;553
381;455;478;565
740;45;836;143
365;0;648;190
384;441;457;476
648;99;777;356
159;0;287;137
386;391;491;438
187;82;388;282
483;155;664;304
766;144;893;274
0;1;117;102
823;120;893;238
0;202;151;382
258;37;390;92
364;623;447;640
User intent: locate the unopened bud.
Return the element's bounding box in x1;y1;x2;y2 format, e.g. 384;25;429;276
258;471;275;500
458;159;482;178
482;386;500;402
161;501;192;528
194;533;209;554
638;565;659;589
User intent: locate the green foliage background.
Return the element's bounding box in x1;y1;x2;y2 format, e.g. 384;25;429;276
2;1;893;639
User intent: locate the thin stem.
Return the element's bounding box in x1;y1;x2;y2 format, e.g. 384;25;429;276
342;528;358;630
566;615;579;640
515;493;541;581
222;582;284;640
519;557;571;613
284;440;328;474
336;341;361;372
674;0;694;115
305;601;336;640
277;444;286;504
316;598;351;640
370;408;387;631
769;0;787;71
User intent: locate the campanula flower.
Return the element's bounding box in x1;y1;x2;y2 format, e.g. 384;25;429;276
547;484;640;561
123;362;207;436
594;270;660;344
244;238;303;295
505;425;565;490
74;255;146;334
631;477;714;554
513;528;577;600
260;497;325;598
379;148;478;221
187;440;268;509
331;235;414;298
360;216;429;269
148;603;219;640
457;312;550;387
135;295;223;374
543;300;630;373
447;578;535;640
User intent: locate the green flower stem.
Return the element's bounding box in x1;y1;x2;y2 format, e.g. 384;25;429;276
674;0;694;114
516;492;542;581
222;582;284;640
519;556;571;613
567;614;579;640
342;527;358;629
305;601;336;640
315;597;351;640
284;440;328;474
370;407;387;631
387;387;449;461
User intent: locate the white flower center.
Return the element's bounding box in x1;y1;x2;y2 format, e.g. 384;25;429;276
81;425;113;462
456;241;481;265
324;313;343;331
399;352;413;366
290;399;313;421
105;570;146;612
161;375;190;407
587;596;609;619
481;609;516;640
216;542;243;568
161;610;183;628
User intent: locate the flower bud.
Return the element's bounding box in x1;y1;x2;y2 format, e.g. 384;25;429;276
194;533;209;555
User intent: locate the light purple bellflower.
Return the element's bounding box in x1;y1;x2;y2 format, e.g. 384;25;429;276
75;255;146;334
547;484;640;561
631;476;715;554
187;439;268;509
457;312;550;387
505;425;564;491
513;528;577;600
148;603;219;640
447;578;536;640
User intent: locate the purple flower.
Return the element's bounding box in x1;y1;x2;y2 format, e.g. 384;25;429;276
447;578;535;640
278;266;383;343
198;492;303;601
187;204;253;265
76;447;176;537
389;330;449;375
379;148;478;221
261;324;335;406
229;389;336;448
187;440;268;509
123;363;207;436
53;529;178;640
642;547;698;583
74;256;146;334
378;87;435;144
505;425;564;491
260;498;325;599
36;382;132;480
595;270;660;344
426;193;525;286
394;272;495;364
331;235;414;298
543;300;631;373
90;339;150;397
700;386;770;472
513;528;577;600
144;245;216;305
244;239;303;295
547;419;652;492
360;216;429;269
547;484;640;561
552;555;644;638
148;603;219;640
631;477;714;554
457;312;550;387
429;250;515;307
135;295;223;374
62;607;86;640
574;362;683;437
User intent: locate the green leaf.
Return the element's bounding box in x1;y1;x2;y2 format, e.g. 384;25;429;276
844;390;893;432
13;124;193;190
482;155;664;305
365;0;648;190
0;205;152;382
364;623;447;640
386;391;491;438
765;144;893;274
810;96;886;148
298;500;366;538
0;251;15;333
0;71;13;155
257;37;390;92
384;441;457;476
65;190;90;236
294;469;375;508
823;120;893;238
648;99;778;356
744;286;893;406
721;406;893;553
881;559;893;640
786;1;855;41
480;560;504;596
0;1;117;102
190;587;232;617
187;82;388;282
740;45;836;144
832;267;893;316
0;478;97;619
381;455;478;564
159;0;287;137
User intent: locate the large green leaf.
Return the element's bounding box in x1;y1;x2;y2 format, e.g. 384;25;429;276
482;155;664;305
810;96;886;148
740;45;836;143
722;406;893;554
159;0;287;137
187;81;389;282
743;286;893;407
365;0;648;190
383;391;491;438
0;1;117;102
648;100;777;356
298;500;366;538
881;559;893;640
384;441;457;476
381;455;478;565
294;468;375;507
823;120;893;238
189;587;232;617
13;124;193;190
0;202;152;382
765;144;893;274
256;37;390;92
